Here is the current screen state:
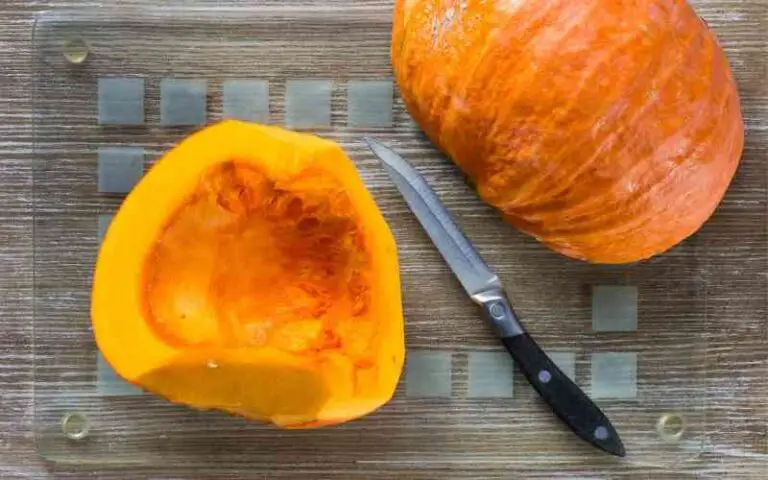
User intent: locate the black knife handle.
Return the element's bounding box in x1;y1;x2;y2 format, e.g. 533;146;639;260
501;332;625;457
474;290;625;457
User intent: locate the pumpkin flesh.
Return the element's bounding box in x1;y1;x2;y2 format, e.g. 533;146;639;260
144;161;373;354
92;121;404;427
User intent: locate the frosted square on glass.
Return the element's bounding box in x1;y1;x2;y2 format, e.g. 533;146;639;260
592;285;638;332
160;78;207;126
467;350;514;398
285;79;332;128
405;350;452;398
96;352;145;397
222;80;270;122
591;352;638;399
550;351;576;381
97;147;144;194
98;77;145;125
346;80;394;127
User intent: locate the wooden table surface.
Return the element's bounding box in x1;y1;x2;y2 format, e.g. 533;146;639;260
2;0;767;478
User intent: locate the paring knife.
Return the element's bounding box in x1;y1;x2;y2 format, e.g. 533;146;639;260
363;137;625;458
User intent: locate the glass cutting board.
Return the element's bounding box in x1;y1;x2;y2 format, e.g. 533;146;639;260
31;5;767;473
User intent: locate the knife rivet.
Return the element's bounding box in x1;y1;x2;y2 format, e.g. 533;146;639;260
537;370;552;383
489;302;505;319
594;426;609;441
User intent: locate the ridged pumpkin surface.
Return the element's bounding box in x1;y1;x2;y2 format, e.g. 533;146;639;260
92;120;404;428
392;0;744;263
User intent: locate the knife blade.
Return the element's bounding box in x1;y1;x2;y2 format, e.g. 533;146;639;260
363;137;625;458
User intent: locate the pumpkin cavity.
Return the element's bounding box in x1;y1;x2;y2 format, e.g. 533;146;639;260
142;160;373;356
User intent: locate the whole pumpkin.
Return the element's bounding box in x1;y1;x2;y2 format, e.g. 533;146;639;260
392;0;744;263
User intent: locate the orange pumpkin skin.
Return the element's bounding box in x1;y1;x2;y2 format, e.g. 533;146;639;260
392;0;744;263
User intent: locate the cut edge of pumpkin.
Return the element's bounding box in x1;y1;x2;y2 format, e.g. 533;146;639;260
127;347;398;428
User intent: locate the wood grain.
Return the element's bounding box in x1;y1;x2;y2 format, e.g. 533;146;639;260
2;0;767;478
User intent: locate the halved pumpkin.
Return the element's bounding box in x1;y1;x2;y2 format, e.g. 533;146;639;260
91;120;404;428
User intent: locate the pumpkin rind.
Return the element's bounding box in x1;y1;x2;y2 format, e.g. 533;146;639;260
392;0;744;263
91;120;404;427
